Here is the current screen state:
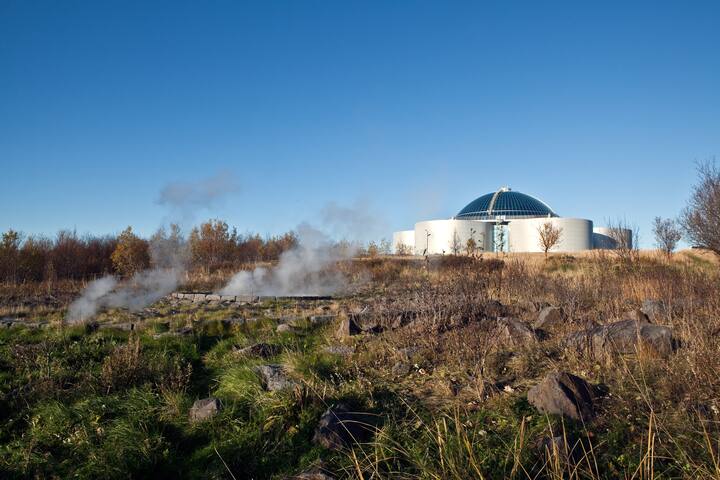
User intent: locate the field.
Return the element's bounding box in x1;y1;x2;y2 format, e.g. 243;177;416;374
1;250;719;479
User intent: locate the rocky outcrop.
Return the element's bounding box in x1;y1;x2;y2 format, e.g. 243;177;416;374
255;365;298;391
527;371;595;420
313;404;375;450
189;397;221;423
566;319;674;357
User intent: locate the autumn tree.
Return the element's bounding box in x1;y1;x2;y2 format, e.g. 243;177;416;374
465;237;477;257
681;159;720;255
111;227;150;277
0;230;21;282
537;222;563;258
188;219;237;272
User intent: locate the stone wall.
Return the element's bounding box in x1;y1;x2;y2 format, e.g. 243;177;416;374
170;292;332;303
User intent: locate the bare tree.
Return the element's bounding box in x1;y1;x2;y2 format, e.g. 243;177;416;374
450;230;462;255
537;222;563;258
652;217;682;258
681;159;720;255
606;218;639;264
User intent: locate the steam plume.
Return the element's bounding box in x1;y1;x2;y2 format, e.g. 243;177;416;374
218;199;384;296
157;171;240;210
219;223;357;296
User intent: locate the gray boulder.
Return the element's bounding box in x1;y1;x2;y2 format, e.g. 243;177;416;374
255;364;297;391
277;323;300;334
527;371;595;420
641;299;665;321
535;306;566;331
566;319;673;357
496;317;537;346
189;397;221;423
313;404;375;450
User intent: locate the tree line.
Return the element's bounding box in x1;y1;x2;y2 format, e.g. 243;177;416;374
0;219;298;283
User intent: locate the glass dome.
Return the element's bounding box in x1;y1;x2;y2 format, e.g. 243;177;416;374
455;187;557;220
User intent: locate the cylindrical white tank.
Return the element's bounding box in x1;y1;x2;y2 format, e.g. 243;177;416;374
593;227;633;250
392;230;415;254
413;219;493;255
507;218;593;253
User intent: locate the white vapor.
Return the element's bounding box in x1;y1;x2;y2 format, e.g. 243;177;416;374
157;171;240;210
219;223;357;296
66;226;189;324
66;276;118;322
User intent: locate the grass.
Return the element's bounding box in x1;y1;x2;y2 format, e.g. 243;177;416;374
0;252;719;478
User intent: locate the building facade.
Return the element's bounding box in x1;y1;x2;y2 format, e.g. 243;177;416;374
392;187;632;255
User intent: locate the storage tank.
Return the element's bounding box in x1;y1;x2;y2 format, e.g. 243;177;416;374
507;218;593;253
593;227;633;250
413;219;493;255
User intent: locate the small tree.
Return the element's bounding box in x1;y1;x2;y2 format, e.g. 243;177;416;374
396;243;413;255
681;159;720;255
450;230;462;255
607;218;639;264
366;241;379;258
0;230;22;282
537;222;563;258
111;227;150;277
379;238;392;255
652;217;682;258
465;237;477;257
494;224;506;255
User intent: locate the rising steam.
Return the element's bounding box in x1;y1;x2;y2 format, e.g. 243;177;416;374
66;172;241;324
218;200;385;296
219;223;357;296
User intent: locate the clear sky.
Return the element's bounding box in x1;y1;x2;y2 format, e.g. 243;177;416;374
1;1;719;247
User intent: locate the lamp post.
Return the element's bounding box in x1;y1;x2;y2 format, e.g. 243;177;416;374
425;229;431;255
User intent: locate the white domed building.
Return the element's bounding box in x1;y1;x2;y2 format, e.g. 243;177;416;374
392;187;631;255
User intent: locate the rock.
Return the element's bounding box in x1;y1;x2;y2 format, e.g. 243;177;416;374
566;319;673;357
496;317;536;346
277;323;300;334
221;318;245;328
350;311;382;334
336;317;358;337
189;397;221;423
310;314;336;325
527;371;595;420
323;345;355;356
206;294;221;301
641;300;665;321
313;404;374;450
255;364;297;391
535;306;566;331
235;343;281;358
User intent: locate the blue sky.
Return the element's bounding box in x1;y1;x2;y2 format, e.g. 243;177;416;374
1;1;718;247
